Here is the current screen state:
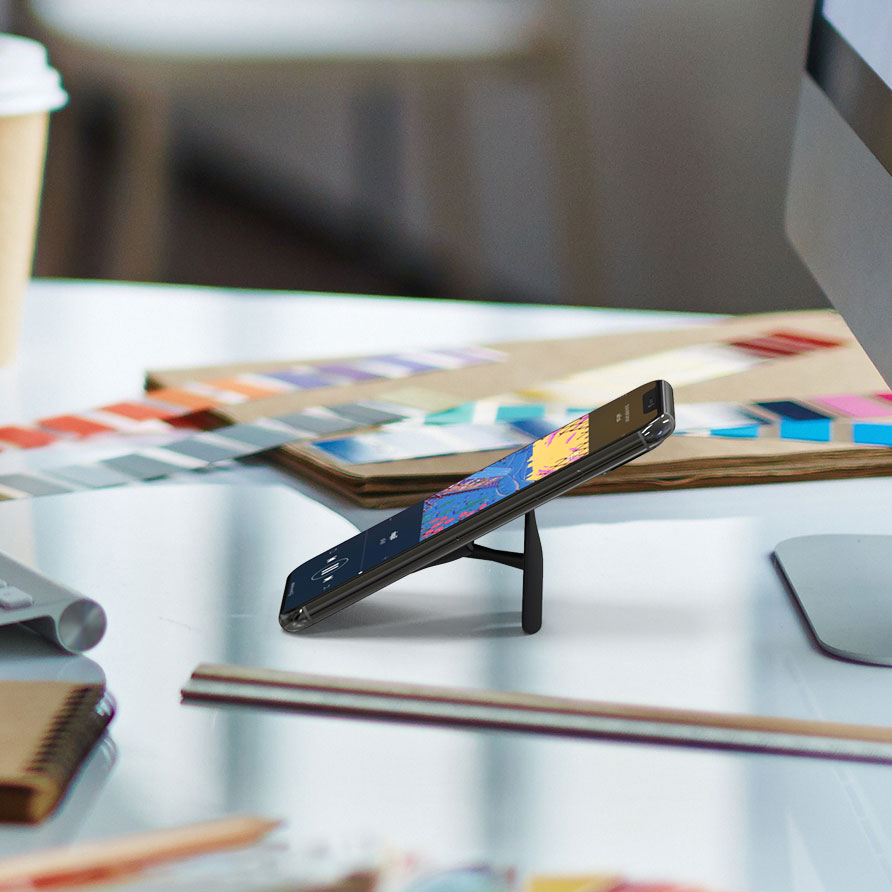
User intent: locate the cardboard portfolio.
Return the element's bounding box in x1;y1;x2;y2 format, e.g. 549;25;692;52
146;309;892;507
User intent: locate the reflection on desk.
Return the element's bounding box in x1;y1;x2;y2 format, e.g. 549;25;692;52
3;282;892;889
0;482;891;887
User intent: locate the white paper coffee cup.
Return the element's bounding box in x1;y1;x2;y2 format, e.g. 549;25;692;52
0;34;67;365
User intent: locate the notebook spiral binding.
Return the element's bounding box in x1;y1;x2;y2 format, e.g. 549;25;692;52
24;686;116;807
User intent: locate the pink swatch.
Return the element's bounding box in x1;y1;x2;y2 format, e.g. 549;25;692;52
812;394;892;418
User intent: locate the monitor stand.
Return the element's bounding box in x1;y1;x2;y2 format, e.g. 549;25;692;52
774;535;892;666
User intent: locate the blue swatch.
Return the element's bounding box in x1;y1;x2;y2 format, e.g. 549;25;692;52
757;400;830;421
710;424;761;438
495;404;546;422
853;423;892;446
779;419;832;441
426;404;475;425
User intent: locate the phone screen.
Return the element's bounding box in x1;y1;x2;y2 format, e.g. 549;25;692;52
281;381;671;620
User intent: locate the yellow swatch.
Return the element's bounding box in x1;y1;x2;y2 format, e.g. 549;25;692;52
525;875;621;892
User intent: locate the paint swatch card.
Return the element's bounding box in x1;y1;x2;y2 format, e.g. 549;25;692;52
678;392;892;447
525;876;721;892
303;395;765;469
314;423;531;466
672;402;765;432
521;344;756;405
0;316;864;504
302;388;892;471
0;326;839;465
0;396;441;502
423;399;590;427
0;347;505;455
520;330;842;405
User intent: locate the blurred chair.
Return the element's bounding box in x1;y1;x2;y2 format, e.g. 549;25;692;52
26;0;597;303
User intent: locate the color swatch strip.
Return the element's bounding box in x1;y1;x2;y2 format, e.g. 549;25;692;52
5;387;890;501
526;876;717;892
0;327;838;454
0;328;851;494
519;330;843;405
307;398;769;466
310;391;892;466
0;393;448;501
0;346;504;453
404;870;718;892
688;391;892;446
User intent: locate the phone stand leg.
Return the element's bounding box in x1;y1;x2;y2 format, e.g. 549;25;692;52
426;509;543;634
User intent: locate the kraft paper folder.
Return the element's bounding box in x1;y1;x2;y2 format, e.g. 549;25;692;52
147;309;892;507
182;663;892;765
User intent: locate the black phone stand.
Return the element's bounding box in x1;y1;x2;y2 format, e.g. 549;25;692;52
421;510;543;634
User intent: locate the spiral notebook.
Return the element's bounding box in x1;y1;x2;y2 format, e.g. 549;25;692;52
0;681;114;823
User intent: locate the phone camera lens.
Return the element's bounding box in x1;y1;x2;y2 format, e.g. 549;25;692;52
642;389;658;413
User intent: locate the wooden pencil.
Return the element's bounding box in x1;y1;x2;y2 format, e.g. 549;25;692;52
0;814;280;890
183;662;892;765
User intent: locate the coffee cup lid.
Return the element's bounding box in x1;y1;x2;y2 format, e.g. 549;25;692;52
0;34;67;117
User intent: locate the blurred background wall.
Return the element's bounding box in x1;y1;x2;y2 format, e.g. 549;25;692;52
4;0;827;313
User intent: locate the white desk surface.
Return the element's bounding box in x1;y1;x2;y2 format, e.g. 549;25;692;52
2;280;892;891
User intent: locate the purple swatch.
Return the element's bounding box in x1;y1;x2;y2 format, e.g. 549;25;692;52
314;363;382;382
265;369;336;389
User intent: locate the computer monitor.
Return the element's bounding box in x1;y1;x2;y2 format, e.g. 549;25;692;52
775;0;892;665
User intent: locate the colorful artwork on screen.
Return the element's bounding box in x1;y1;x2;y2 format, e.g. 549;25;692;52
419;414;592;540
528;415;590;480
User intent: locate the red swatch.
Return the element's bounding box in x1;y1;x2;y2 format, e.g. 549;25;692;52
0;426;58;448
101;401;177;421
39;415;115;436
768;330;844;349
730;337;802;357
146;388;217;411
730;330;844;359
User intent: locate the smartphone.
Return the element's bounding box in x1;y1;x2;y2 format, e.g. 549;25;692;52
280;380;674;631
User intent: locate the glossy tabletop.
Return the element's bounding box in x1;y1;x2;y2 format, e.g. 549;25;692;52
1;281;891;891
